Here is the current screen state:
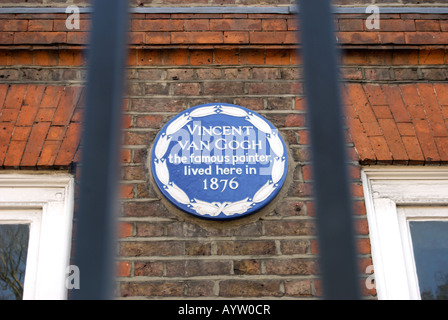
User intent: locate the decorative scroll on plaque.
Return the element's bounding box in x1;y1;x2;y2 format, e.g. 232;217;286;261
150;103;288;220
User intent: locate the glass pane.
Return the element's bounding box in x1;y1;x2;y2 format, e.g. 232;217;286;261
0;224;30;300
410;221;448;300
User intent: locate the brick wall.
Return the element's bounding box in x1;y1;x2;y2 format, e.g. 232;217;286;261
1;9;448;299
0;0;447;7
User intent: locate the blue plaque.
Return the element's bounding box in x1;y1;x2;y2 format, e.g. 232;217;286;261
150;103;288;220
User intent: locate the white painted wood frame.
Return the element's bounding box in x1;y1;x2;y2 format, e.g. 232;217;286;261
362;166;448;300
0;173;75;300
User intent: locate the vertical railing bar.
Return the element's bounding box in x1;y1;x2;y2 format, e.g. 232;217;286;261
71;0;129;300
296;0;361;299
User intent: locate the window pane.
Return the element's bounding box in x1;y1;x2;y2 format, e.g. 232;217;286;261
410;221;448;300
0;224;30;300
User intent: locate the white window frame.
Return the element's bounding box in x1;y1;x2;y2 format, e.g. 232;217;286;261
0;173;74;300
362;166;448;300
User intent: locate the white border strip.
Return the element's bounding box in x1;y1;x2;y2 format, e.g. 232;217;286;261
0;6;448;15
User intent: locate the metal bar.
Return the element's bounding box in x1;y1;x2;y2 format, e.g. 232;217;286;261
71;0;129;300
296;0;360;299
1;6;448;14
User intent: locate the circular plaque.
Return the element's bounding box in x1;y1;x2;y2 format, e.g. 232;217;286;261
150;103;288;220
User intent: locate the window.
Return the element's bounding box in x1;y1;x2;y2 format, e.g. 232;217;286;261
362;167;448;300
0;174;74;300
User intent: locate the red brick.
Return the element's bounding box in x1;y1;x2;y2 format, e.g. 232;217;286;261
118;222;133;238
337;32;379;44
265;49;290;65
46;126;67;141
210;19;261;31
37;140;62;167
407;105;426;120
35;108;56;122
53;86;82;126
120;184;134;199
214;49;239;64
372;105;393;119
116;261;131;277
132;19;184;31
120;281;183;297
239;49;265;64
381;85;411;122
442;107;448;119
419;49;445;65
28;20;53;32
435;137;448;161
223;31;249;44
161;50;189;66
346;83;377;123
415;20;440;32
0;122;14;165
265;259;318;275
14;32;66;45
392;50;419;65
0;84;8;108
262;19;287;31
363;84;387;106
67;32;89;45
413;119;441;162
20;122;51;167
368;136;393;163
379;32;405;45
378;118;408;161
4;84;27;109
287;18;299;31
171;31;223;44
401;136;425;164
0;20;28;32
285;114;306;127
219;280;282;297
405;32;448;45
396;122;416;136
379;19;415;32
441;20;448;32
16;85;45;126
40;86;64;108
129;32;145;45
0;32;14;44
250;31;297;44
134;261;164;277
33;50;59;66
434;83;448;106
247;82;301;95
135;114;164;128
3;140;26;168
145;32;171;44
338;19;364;31
59;50;85;66
294;97;306;110
138;49;177;66
363;121;382;137
54;122;82;166
355;218;369;235
417;84;446;133
190;50;213;65
11;126;31;141
184;19;210;31
0;109;19;122
399;84;422;106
